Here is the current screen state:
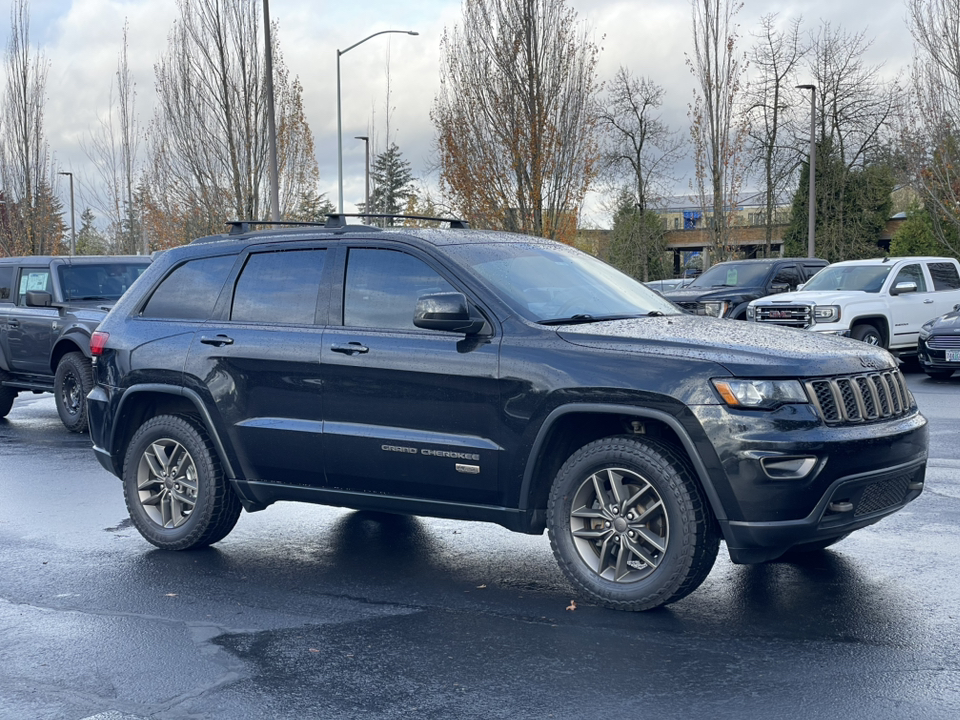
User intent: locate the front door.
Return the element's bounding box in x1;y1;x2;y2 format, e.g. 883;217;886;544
321;246;502;506
7;267;57;374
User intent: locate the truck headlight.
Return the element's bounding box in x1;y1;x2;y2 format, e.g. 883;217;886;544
712;379;808;409
703;301;731;318
813;305;840;323
746;305;756;320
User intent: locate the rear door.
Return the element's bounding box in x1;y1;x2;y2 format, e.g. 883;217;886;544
321;243;502;506
184;244;332;487
924;260;960;318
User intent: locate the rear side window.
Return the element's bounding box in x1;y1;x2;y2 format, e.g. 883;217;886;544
0;266;13;302
927;262;960;291
141;255;235;320
231;249;326;325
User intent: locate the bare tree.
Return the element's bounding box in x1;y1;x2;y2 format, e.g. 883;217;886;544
904;0;960;255
146;0;318;247
688;0;750;263
746;14;807;255
432;0;601;243
0;0;64;257
82;21;143;255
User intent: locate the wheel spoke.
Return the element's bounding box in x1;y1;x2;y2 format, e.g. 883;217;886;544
144;450;166;479
590;474;610;513
623;536;659;569
571;506;606;520
572;527;612;541
634;526;667;554
631;499;663;526
596;536;615;576
622;481;652;510
614;541;632;581
607;469;628;506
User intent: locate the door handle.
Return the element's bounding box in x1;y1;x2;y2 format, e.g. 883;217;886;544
7;319;19;327
199;334;234;347
331;342;369;355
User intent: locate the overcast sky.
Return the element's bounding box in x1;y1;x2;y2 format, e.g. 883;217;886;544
22;0;916;228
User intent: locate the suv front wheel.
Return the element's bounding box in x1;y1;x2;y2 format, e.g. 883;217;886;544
122;415;241;550
547;436;719;611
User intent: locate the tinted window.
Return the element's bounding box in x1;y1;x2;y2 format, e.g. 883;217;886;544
893;264;927;292
17;267;52;305
772;265;800;289
231;249;326;325
0;266;13;302
58;263;150;301
141;255;235;320
688;262;771;288
803;265;890;293
344;249;455;330
927;262;960;291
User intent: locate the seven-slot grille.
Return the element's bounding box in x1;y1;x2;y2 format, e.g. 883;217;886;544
926;335;960;349
754;304;813;328
805;368;911;424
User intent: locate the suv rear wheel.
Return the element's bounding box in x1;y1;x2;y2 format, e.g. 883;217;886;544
547;436;719;611
54;352;93;432
122;415;241;550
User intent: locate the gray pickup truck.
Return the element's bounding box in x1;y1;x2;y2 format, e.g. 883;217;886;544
0;255;150;431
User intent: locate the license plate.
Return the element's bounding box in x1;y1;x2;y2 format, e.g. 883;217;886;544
947;350;960;362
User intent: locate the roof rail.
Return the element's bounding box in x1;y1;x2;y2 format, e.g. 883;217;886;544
325;213;469;229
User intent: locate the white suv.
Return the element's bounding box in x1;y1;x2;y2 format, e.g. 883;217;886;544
746;256;960;352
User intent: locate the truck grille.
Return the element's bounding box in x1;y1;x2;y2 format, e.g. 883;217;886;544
805;369;912;425
676;302;705;315
754;304;812;328
926;335;960;349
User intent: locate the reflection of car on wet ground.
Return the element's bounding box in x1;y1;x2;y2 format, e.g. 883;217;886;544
918;304;960;379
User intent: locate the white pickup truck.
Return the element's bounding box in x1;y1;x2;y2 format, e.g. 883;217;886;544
746;256;960;353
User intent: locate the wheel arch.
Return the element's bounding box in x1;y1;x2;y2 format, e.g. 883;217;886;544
849;315;889;345
519;404;728;534
51;332;92;372
110;384;237;481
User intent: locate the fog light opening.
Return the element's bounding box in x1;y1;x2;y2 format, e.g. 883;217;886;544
760;456;818;480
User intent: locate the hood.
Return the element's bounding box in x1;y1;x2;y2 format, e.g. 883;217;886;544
663;286;765;303
752;290;867;305
926;310;960;334
556;315;896;378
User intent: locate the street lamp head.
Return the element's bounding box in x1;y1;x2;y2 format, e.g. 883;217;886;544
355;135;368;141
796;84;815;90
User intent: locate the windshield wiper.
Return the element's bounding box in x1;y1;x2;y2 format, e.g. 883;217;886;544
539;313;653;326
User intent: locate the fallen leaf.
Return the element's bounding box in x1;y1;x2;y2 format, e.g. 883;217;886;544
309;648;320;653
476;584;487;589
164;593;178;598
566;600;577;611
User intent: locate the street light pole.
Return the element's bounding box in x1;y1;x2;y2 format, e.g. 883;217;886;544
58;171;76;256
796;84;816;259
355;135;370;217
263;0;280;222
337;30;418;214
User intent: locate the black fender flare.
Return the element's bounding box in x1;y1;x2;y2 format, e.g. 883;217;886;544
518;403;728;525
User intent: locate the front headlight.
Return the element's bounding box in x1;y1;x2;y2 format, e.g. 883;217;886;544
702;301;731;318
813;305;840;323
712;378;809;409
919;320;936;340
746;305;756;320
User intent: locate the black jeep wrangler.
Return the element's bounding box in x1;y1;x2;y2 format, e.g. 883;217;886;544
0;255;150;431
663;257;828;319
87;219;927;611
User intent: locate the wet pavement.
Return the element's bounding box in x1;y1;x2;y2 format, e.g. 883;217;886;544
0;366;958;719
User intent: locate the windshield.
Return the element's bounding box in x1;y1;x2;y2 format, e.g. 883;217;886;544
687;262;771;288
801;265;891;293
58;262;151;301
444;242;679;323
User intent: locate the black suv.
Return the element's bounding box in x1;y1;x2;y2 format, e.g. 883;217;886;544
87;220;927;611
663;257;828;319
0;255;150;431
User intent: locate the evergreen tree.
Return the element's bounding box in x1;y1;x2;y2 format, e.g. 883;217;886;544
369;143;414;226
890;206;959;258
76;208;108;255
605;189;670;282
289;189;335;222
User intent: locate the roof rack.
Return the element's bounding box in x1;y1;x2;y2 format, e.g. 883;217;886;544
323;213;469;229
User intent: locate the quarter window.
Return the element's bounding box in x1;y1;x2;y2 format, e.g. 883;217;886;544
344;248;455;330
231;249;326;325
141;255;235;320
927;262;960;291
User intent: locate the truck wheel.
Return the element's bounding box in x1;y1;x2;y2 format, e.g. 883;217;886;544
547;436;719;611
122;415;241;550
54;352;94;433
0;369;16;418
851;323;884;347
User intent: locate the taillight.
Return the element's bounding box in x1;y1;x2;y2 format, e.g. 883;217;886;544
90;331;110;356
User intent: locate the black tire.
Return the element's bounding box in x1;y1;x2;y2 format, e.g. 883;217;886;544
547;436;719;611
0;369;16;418
54;352;94;433
122;414;241;550
924;368;955;381
851;323;884;348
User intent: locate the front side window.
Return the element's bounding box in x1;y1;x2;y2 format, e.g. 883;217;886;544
893;264;927;292
231;249;326;325
772;265;800;289
141;255;235;320
344;248;455;330
17;268;51;305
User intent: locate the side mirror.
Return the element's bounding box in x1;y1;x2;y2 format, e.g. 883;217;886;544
25;290;52;307
797;283;806;291
414;292;486;335
770;283;791;294
891;281;918;296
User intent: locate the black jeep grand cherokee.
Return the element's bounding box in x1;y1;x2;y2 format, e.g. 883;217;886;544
87;219;928;611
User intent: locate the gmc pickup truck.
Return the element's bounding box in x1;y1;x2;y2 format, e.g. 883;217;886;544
0;255;150;431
